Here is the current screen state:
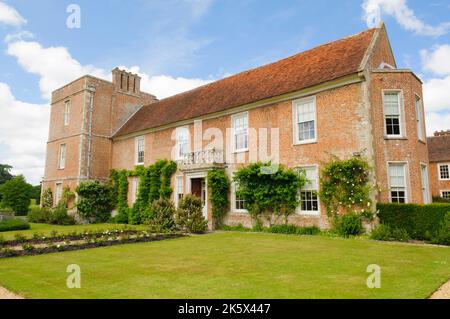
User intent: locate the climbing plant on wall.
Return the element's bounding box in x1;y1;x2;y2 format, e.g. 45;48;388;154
233;162;306;225
110;160;177;224
207;169;230;227
319;156;373;219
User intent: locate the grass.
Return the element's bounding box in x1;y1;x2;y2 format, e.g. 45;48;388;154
0;223;146;240
0;232;449;299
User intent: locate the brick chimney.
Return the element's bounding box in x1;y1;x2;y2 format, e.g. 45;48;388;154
434;130;450;137
112;67;141;95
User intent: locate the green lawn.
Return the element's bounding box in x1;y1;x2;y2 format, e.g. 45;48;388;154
0;223;146;240
0;232;448;299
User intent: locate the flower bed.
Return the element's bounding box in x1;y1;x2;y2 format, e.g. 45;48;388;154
0;229;185;258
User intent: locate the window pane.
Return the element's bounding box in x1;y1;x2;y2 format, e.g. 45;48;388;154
386;116;400;135
384;93;400;115
233;113;248;150
295;99;316;142
440;165;450;179
442;191;450;199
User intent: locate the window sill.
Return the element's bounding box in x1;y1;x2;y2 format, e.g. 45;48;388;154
233;149;249;154
418;139;426;145
231;210;248;214
384;136;407;140
297;211;320;216
293;140;318;146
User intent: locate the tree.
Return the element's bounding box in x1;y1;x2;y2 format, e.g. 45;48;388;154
0;164;14;202
31;184;42;205
175;195;208;233
0;175;33;214
0;164;14;185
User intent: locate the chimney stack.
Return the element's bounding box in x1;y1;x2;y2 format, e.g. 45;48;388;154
112;67;141;95
434;130;450;137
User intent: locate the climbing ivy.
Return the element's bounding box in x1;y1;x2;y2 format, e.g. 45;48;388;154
110;160;177;224
207;169;230;226
319;156;373;219
233;162;306;225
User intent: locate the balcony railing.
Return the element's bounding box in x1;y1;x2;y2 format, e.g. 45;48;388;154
180;148;224;168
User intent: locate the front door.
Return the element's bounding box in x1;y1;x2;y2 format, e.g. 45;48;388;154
190;177;208;218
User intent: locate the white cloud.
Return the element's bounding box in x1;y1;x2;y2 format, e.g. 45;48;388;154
362;0;450;36
4;30;33;43
423;75;450;113
6;40;109;100
425;111;450;136
421;45;450;76
0;83;49;184
121;66;212;99
0;1;26;26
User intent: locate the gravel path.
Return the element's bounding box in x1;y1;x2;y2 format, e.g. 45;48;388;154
0;286;23;299
430;279;450;299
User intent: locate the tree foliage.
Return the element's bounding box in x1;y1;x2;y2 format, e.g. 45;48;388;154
0;175;33;214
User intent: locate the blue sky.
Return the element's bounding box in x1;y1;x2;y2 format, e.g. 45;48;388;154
0;0;450;184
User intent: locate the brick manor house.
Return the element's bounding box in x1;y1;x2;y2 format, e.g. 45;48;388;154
43;24;435;228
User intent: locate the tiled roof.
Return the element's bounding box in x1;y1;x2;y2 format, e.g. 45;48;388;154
428;135;450;162
114;28;377;137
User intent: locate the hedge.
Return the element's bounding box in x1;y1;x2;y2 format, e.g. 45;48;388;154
0;219;31;232
377;203;450;240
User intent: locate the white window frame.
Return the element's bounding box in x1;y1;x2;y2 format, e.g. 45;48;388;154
55;182;62;205
438;163;450;181
135;136;145;165
58;144;66;170
292;96;317;145
441;190;450;199
174;176;184;207
176;127;190;160
231;182;248;213
231;112;249;153
64;100;70;126
387;162;409;203
414;94;425;142
382;90;404;138
296;165;320;215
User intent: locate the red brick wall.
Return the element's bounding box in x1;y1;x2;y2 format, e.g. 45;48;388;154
429;162;450;198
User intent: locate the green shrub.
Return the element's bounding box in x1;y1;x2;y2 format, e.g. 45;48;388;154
114;207;130;224
265;224;321;235
0;175;33;214
27;206;51;223
370;224;410;242
0;219;30;232
377;203;450;240
49;206;75;225
148;198;176;232
431;212;450;246
333;213;363;238
76;181;114;223
41;188;53;209
218;224;252;232
433;196;450;204
175;195;208;234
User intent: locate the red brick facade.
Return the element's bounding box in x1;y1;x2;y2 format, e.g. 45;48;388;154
42;25;433;228
428;131;450;200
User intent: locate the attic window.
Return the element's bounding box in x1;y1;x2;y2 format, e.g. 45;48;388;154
378;62;395;70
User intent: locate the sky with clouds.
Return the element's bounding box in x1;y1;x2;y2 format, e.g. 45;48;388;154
0;0;449;184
